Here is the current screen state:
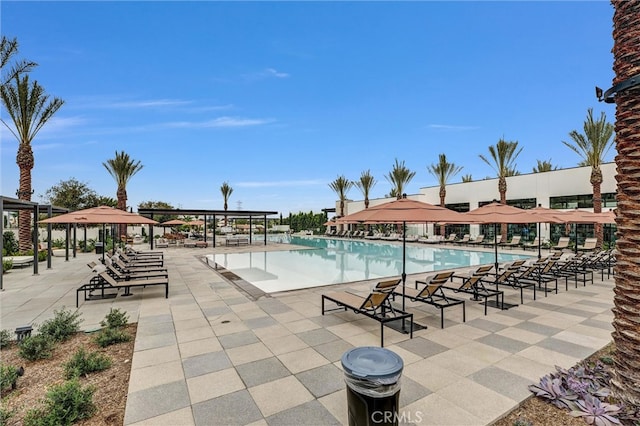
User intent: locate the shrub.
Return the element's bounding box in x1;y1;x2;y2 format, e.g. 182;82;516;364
18;334;55;361
63;347;111;379
0;363;19;392
2;231;18;256
2;259;13;273
0;406;14;424
23;379;96;426
94;327;130;348
38;307;83;342
0;329;12;349
100;308;129;329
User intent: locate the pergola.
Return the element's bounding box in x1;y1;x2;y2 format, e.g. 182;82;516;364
1;196;69;290
137;208;279;249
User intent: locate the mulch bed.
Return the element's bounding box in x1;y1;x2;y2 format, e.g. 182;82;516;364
1;323;136;426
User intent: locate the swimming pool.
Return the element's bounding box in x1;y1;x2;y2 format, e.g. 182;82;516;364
206;236;532;293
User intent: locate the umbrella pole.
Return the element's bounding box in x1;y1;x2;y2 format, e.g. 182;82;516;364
537;222;542;260
494;223;498;278
402;221;407;332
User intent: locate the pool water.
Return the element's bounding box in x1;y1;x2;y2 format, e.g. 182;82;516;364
206;236;532;293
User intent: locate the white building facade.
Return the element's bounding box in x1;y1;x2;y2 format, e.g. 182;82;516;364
342;163;617;243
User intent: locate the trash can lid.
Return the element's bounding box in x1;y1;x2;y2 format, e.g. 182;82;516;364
341;346;403;380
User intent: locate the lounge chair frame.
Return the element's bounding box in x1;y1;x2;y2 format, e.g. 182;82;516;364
321;279;413;347
76;271;169;308
392;272;465;328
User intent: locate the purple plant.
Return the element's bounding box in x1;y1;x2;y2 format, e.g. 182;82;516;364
528;376;577;409
570;394;621;426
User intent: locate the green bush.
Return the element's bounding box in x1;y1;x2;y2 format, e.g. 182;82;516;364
0;329;12;349
0;406;14;424
63;347;111;379
0;363;19;392
2;231;18;256
18;334;55;361
2;259;13;273
94;327;130;348
38;307;83;342
23;379;96;426
100;308;129;329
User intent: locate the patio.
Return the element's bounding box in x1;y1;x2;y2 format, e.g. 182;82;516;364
0;244;615;425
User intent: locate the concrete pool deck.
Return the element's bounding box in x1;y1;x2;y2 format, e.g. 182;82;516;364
0;241;614;425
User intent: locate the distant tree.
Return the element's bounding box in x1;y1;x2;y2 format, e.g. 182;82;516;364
220;181;233;226
479;138;523;240
385;159;415;199
1;74;64;251
461;174;473;183
328;175;353;220
42;178;100;211
562;108;614;246
1;36;37;87
355;170;376;209
103;151;143;236
533;159;558;173
94;196;117;208
138;200;175;224
428;153;463;235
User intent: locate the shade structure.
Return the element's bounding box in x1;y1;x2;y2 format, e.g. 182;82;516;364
39;206;158;225
186;219;205;226
162;219;187;226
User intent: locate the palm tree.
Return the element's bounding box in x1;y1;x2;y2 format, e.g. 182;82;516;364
461;174;473;183
385;159;416;200
354;170;376;209
328;175;353;222
479;138;523;240
562;108;614;246
1;74;63;251
532;159;558;173
220;182;233;226
610;0;640;407
103;151;143;236
428;154;463;236
1;36;37;87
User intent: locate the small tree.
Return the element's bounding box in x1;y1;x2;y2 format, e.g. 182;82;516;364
355;170;377;209
220;182;233;226
428;153;463;235
533;159;558;173
385;159;415;199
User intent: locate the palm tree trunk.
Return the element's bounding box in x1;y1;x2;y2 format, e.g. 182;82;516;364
499;178;508;241
17;158;33;252
117;187;127;238
592;168;604;247
610;0;640;407
439;189;446;236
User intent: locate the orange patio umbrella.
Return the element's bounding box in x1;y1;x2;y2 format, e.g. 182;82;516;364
162;219;187;226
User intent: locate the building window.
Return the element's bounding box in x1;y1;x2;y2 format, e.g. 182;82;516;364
603;193;617;208
444;203;470;212
550;194;594;209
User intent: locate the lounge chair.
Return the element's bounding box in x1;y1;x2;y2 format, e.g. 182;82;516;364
454;234;471;245
577;237;598;252
444;271;504;315
155;238;169;248
522;236;544;251
551;236;571;251
98;261;168;281
467;235;485;246
76;270;169;307
485;268;537;304
112;257;167;274
443;233;457;244
392;271;465;328
321;279;413;347
501;235;522;249
183;240;196;248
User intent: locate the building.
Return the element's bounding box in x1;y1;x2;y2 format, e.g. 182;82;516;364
342;163;617;243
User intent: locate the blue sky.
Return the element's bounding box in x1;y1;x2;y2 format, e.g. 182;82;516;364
1;1;616;216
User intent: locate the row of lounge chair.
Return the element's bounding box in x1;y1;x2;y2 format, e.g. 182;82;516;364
76;247;169;307
321;249;615;346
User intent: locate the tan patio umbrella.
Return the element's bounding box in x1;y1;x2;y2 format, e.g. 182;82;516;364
461;202;563;273
337;197;468;326
556;209;617;253
162;219;187;226
39;205;158;225
186;220;205;226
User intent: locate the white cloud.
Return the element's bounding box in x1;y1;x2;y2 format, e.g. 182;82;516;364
167;116;274;128
243;68;291;81
106;99;192;108
236;179;325;188
265;68;290;78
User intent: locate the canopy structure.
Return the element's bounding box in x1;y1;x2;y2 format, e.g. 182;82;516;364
161;219;188;226
1;196;69;290
137;207;279;249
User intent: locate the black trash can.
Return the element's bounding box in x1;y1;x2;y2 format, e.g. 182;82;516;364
341;346;403;426
95;242;104;254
